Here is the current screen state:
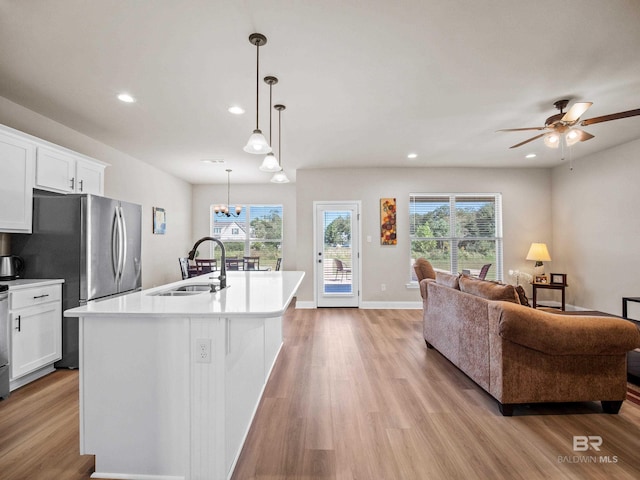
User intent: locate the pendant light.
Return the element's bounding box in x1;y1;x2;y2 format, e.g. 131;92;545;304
214;169;242;217
271;104;290;183
243;33;272;155
259;76;282;172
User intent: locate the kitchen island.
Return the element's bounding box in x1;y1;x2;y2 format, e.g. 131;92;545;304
65;270;304;480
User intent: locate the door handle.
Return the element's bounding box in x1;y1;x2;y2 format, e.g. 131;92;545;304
70;177;75;190
33;294;49;299
79;179;84;192
15;315;21;332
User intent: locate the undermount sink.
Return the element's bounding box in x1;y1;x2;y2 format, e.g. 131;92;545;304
148;283;226;297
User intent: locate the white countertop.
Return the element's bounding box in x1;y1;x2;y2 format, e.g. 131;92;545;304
0;278;64;290
64;270;305;318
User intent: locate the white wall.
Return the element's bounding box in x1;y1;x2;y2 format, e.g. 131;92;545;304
552;138;640;315
0;96;193;288
295;167;552;306
191;183;296;269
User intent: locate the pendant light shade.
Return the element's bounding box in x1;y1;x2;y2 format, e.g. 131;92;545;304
271;104;290;183
260;153;281;172
244;33;272;155
259;76;282;172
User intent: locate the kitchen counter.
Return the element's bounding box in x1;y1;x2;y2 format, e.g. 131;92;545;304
67;270;304;480
0;278;64;290
65;270;303;318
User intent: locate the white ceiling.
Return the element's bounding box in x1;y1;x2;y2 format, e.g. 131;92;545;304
1;0;640;184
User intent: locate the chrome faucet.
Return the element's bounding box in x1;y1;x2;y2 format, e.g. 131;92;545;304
188;237;227;290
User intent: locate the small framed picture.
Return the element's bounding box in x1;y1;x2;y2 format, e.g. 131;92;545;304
534;275;548;284
550;273;567;285
153;207;166;234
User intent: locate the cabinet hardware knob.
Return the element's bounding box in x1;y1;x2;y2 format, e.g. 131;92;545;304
33;294;49;299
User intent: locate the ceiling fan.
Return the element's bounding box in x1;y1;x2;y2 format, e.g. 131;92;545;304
498;99;640;149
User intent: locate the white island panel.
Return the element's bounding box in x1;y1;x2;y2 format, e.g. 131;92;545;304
67;271;304;480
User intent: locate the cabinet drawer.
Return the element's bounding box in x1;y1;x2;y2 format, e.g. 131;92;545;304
11;284;62;310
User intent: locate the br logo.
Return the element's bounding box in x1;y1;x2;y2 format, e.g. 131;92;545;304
573;436;602;452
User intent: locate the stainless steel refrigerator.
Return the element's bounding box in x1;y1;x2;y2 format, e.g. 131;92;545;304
13;190;142;368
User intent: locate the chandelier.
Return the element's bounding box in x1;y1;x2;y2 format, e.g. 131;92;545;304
214;169;242;217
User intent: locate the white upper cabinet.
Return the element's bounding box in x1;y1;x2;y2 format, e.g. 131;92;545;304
36;146;105;195
0;130;35;233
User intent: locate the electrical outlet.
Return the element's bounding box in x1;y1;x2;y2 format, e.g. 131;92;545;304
196;338;211;364
381;283;386;291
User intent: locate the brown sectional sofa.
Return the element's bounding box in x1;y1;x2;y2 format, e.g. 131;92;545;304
420;272;640;416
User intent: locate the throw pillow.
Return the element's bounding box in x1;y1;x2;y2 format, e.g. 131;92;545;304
459;275;519;304
515;285;530;307
435;271;460;289
414;258;436;281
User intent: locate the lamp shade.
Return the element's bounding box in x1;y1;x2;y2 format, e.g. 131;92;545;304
259;152;281;172
526;243;551;262
243;129;271;154
270;170;290;183
543;133;560;149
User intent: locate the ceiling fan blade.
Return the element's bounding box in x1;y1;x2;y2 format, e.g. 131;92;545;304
561;102;593;123
496;127;546;132
580;108;640;126
509;133;545;149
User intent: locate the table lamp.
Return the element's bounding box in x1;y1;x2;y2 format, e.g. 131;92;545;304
526;243;551;276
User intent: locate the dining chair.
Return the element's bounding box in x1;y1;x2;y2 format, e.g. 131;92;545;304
225;258;241;271
178;257;190;280
195;258;217;274
243;256;260;270
478;263;492;280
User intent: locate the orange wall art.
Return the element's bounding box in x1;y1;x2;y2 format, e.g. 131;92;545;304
380;198;397;245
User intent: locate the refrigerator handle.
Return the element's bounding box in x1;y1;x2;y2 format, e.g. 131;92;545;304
118;206;128;280
112;208;121;279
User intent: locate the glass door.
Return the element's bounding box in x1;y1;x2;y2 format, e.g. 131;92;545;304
315;202;359;307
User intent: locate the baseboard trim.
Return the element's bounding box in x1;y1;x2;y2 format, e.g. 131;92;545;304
295;301;316;309
361;301;422;309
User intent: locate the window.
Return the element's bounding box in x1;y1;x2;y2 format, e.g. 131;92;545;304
409;194;502;282
210;205;283;270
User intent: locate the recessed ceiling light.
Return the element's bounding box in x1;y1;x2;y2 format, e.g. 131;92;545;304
407;153;418;159
201;158;225;164
525;153;537;158
117;93;136;103
228;106;245;115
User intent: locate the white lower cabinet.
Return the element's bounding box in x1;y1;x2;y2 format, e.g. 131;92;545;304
9;283;62;389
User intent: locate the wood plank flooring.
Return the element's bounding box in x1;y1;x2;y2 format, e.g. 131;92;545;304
232;307;640;480
1;307;639;479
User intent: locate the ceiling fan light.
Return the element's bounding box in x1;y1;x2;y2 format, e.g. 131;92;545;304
565;129;580;146
270;171;290;183
543;133;560;148
243;129;271;154
259;152;281;172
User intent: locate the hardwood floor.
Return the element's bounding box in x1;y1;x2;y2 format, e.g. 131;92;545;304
1;307;640;479
232;307;640;480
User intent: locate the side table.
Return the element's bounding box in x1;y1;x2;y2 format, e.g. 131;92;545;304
622;297;640;320
531;281;567;311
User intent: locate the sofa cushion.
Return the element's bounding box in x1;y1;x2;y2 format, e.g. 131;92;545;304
515;285;530;307
436;271;460;289
459;275;519;304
